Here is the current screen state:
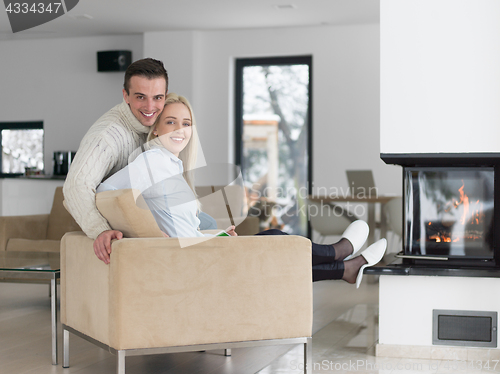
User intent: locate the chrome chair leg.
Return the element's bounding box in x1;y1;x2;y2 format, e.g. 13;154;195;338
117;350;126;374
51;278;58;365
304;338;312;374
63;329;69;368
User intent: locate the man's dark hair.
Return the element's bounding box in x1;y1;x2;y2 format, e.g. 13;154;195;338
123;58;169;94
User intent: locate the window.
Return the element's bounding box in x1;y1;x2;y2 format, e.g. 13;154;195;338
235;56;312;236
0;121;44;176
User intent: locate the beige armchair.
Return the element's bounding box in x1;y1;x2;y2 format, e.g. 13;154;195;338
0;186;80;267
61;189;313;374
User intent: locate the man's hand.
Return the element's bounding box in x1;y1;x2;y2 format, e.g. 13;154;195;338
93;230;123;264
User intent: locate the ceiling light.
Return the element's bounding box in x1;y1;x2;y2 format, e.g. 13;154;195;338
67;14;94;20
274;4;297;10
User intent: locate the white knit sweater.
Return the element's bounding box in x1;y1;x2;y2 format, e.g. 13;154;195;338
63;100;149;239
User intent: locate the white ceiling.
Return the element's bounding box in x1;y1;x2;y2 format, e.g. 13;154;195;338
0;0;379;40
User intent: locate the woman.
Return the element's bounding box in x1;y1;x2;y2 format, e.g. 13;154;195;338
97;93;386;288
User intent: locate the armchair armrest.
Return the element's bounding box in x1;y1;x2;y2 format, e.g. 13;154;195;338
61;232;111;346
0;214;49;251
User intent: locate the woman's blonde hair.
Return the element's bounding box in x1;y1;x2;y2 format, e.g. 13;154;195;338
146;93;199;195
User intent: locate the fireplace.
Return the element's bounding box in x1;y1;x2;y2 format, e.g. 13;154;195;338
406;167;494;259
382;153;500;267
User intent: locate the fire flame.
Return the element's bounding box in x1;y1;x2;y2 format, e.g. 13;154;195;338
458;183;469;225
427;180;484;244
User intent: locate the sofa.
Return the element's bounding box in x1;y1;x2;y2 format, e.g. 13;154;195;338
0;186;80;268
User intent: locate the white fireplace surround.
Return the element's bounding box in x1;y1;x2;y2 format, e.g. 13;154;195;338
380;0;500;155
377;0;500;359
377;275;500;359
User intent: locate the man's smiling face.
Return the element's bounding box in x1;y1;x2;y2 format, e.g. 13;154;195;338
122;75;167;127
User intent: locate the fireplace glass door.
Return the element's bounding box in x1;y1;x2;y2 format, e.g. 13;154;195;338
405;167;494;259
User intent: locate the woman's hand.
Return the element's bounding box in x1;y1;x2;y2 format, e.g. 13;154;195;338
161;231;170;238
225;225;238;236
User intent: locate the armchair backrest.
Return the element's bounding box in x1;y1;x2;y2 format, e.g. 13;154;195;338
46;186;81;240
96;189;165;238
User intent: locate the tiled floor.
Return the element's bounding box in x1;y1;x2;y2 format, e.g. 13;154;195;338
259;276;500;374
259;281;500;374
3;277;500;373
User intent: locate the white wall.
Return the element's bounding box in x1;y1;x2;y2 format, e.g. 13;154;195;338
0;34;143;173
145;24;401;195
0;179;64;215
144;31;201;104
381;0;500;154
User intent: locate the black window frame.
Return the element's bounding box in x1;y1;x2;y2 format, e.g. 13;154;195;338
0;121;44;177
234;55;313;237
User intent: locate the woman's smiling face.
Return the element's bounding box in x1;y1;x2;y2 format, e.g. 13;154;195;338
154;102;192;157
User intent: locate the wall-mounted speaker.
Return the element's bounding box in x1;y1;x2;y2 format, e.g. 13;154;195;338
97;50;132;72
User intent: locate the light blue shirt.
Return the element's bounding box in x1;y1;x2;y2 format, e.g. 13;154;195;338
97;147;209;238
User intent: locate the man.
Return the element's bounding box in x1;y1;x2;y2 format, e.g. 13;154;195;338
63;58;168;264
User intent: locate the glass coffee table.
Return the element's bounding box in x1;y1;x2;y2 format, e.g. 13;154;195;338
0;251;60;365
